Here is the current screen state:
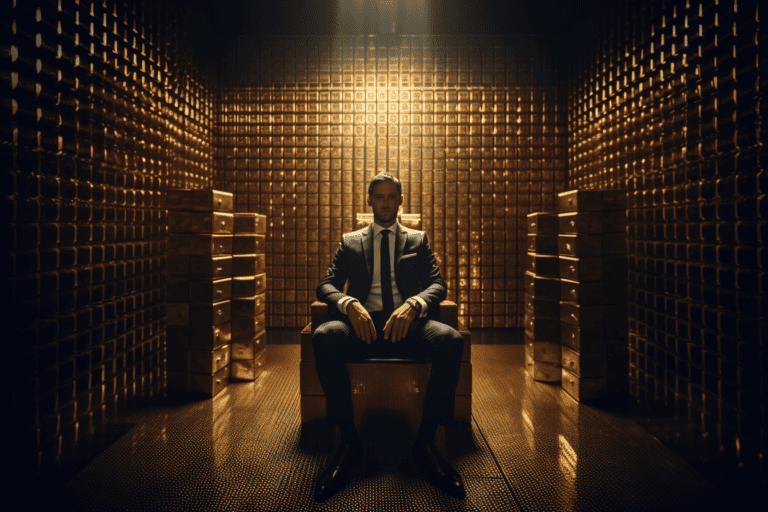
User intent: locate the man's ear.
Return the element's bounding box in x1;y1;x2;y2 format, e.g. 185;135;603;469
367;195;371;207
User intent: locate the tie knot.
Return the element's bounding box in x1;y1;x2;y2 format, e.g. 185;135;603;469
381;229;391;236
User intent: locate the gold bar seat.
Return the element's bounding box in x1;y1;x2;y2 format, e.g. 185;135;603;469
300;300;472;434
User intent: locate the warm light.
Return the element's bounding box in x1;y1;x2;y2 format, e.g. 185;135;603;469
521;410;534;432
558;434;577;480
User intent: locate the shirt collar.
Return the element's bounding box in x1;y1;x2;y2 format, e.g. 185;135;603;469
372;220;399;238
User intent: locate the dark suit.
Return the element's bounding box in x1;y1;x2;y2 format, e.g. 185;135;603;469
313;222;465;429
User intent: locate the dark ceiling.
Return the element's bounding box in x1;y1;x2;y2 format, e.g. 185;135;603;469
179;0;616;66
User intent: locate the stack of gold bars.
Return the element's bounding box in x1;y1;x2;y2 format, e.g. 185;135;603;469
557;189;629;402
165;190;234;397
524;212;562;382
230;213;268;381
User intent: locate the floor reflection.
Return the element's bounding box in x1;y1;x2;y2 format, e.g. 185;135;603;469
37;345;729;512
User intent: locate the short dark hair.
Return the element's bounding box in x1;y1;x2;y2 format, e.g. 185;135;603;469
368;172;402;197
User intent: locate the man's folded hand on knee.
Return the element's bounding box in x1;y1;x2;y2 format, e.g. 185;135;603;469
384;303;417;342
347;300;376;344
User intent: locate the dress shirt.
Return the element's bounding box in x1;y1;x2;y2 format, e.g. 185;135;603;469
338;221;428;318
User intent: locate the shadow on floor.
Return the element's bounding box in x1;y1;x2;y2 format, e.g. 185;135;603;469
299;413;479;480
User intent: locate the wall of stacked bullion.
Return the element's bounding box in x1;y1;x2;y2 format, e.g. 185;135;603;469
214;35;569;329
5;0;215;475
568;1;765;476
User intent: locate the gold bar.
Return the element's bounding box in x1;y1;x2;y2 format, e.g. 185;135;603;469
233;212;267;234
231;331;267;361
232;273;267;296
189;364;231;398
168;189;234;212
232;235;266;255
561;324;606;354
231;293;266;318
231;351;267;381
231;312;266;338
561;345;606;378
524;334;562;363
168;211;234;234
560;302;604;329
561;367;605;402
189;344;231;374
190;278;232;303
168;234;233;256
524;351;561;382
189;255;233;280
189;300;231;327
189;322;231;351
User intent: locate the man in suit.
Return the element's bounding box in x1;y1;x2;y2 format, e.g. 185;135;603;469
312;172;466;502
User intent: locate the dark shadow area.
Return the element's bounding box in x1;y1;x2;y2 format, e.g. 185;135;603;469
299;412;477;480
181;0;612;73
25;422;136;503
360;412;420;475
613;399;765;512
300;419;337;455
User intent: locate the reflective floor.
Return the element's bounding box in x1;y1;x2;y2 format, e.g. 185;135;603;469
33;343;733;512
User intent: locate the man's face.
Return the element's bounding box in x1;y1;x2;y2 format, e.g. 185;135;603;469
368;180;402;227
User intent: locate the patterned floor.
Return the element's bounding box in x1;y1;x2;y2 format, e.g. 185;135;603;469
34;344;731;512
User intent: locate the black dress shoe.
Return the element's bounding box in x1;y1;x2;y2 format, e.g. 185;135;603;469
314;441;362;502
412;442;466;499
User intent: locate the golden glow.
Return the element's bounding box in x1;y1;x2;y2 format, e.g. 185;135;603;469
521;401;536;451
219;35;566;327
521;409;534;433
558;434;577;480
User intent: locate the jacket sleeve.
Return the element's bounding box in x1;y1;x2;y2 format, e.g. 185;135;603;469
316;238;352;313
415;232;447;317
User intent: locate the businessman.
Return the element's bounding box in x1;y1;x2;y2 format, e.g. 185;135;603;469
312;172;466;501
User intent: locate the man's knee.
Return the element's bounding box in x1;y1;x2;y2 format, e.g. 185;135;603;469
448;327;464;353
440;323;463;344
312;321;348;353
433;323;464;355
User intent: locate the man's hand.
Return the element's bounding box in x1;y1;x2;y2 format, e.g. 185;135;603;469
347;301;376;344
384;303;417;342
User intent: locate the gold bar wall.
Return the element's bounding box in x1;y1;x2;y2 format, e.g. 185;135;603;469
567;1;765;478
6;0;215;476
214;34;569;330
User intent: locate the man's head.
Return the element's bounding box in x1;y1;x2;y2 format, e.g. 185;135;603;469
367;172;402;228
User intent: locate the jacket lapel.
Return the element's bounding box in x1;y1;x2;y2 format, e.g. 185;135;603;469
363;223;374;279
394;223;407;283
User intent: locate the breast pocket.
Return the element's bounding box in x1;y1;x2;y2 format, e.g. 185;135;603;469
398;253;419;279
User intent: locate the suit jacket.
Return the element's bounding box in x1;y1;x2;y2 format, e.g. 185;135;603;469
316;222;446;322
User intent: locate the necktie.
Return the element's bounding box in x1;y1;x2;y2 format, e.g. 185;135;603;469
380;229;394;316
